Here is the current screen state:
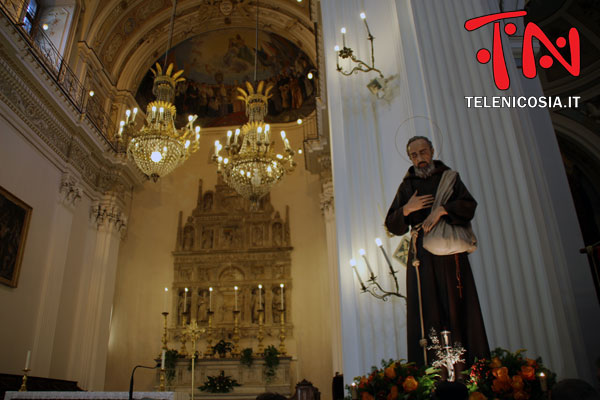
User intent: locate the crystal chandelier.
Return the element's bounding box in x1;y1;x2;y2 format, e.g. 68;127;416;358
117;0;199;181
213;81;295;208
119;63;201;181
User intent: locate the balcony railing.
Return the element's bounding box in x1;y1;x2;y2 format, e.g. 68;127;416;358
0;0;119;151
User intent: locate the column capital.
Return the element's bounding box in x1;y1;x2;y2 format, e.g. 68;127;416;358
59;172;83;209
90;197;127;234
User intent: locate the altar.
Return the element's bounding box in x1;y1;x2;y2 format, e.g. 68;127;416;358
163;357;292;399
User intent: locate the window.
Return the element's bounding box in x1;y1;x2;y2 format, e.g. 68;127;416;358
22;0;38;34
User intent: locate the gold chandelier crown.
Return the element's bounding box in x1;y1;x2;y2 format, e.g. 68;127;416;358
214;80;295;208
118;63;201;181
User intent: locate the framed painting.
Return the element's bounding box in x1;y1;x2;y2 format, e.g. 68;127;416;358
0;185;32;287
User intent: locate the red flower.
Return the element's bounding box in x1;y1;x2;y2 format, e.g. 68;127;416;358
386;385;398;400
402;376;418;393
384;365;397;380
361;392;374;400
520;366;535;381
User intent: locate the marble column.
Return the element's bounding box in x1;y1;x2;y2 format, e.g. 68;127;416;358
321;0;600;383
319;159;344;374
65;194;127;389
31;172;81;376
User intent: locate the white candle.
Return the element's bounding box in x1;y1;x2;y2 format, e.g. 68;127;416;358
539;372;547;392
209;287;213;311
163;287;168;313
234;286;238;311
341;27;346;47
25;350;31;370
258;284;263;310
226;130;232;146
359;248;375;279
184;288;188;313
161;350;166;370
280;283;284;310
350;259;366;290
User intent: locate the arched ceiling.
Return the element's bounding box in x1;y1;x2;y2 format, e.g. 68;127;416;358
82;0;316;91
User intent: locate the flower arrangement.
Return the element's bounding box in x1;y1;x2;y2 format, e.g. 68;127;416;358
241;347;254;367
263;345;280;382
199;370;241;393
465;348;556;400
350;359;439;400
212;340;233;358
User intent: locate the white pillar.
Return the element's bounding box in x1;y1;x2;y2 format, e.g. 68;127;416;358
65;194;127;390
321;0;412;380
30;173;81;376
319;164;343;374
321;0;600;383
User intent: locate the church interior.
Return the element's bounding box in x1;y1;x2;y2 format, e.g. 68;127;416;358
1;0;600;399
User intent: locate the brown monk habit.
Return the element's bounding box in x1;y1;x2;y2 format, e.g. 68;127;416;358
385;160;490;367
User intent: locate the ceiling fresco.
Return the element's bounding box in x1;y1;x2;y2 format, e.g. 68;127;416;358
134;28;316;127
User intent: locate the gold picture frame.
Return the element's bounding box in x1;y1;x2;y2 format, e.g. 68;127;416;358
0;185;32;288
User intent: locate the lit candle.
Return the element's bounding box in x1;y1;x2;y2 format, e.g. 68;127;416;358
25;350;31;370
234;128;240;145
539;372;547;392
214;140;220;157
132;107;138;121
350;259;366;290
159;106;164;119
360;12;372;37
184;288;188;313
341;27;346;48
280;283;284;310
350;383;358;400
257;126;263;143
264;124;270;143
258;284;263;310
151;106;157;119
227;130;232;146
358;248;375;279
209;287;213;312
375;238;395;274
125;109;131;123
163;287;168;313
234;286;238;311
161;350;166;370
334;45;340;69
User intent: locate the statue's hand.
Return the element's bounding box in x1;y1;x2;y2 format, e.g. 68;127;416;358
422;206;448;233
403;190;434;216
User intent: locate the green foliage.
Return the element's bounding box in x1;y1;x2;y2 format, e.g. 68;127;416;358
240;348;254;367
212;340;233;357
348;359;439;400
263;345;280;382
164;349;179;384
199;370;241;393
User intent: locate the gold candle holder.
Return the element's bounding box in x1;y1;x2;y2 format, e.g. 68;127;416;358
179;331;188;357
161;312;169;350
231;310;241;357
19;368;30;391
159;368;166;391
204;310;214;357
257;308;265;355
183;321;202;400
278;308;287;355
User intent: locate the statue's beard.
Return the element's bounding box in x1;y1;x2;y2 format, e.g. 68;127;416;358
414;162;435;178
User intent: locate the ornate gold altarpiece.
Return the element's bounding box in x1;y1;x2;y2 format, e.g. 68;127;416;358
164;178;293;397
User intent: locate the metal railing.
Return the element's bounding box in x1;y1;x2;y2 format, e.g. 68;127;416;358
0;0;119;151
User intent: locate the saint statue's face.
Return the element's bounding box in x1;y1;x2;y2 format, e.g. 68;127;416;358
407;138;434;169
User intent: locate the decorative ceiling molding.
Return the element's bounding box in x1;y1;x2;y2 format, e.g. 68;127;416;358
82;1;315;91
